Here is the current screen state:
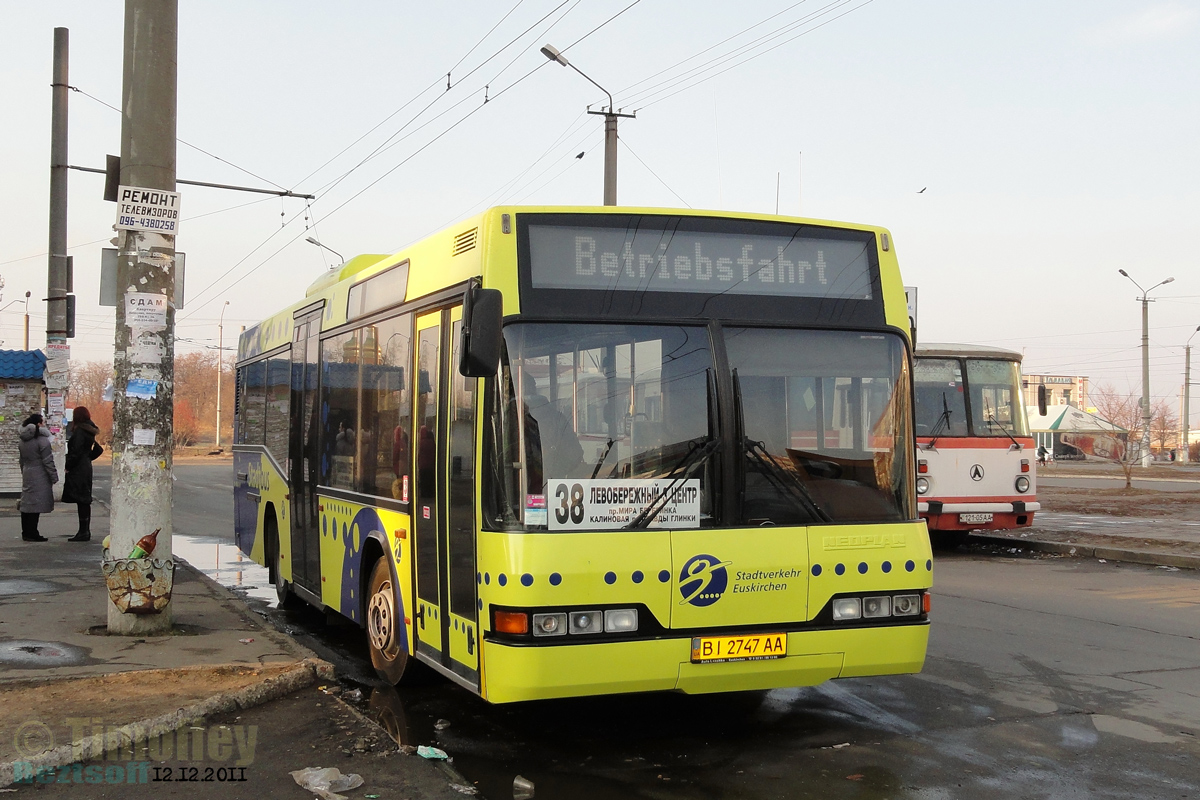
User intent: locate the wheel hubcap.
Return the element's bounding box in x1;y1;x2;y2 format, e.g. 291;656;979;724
368;581;395;654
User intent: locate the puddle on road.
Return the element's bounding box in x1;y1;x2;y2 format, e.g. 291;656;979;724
0;579;60;596
0;640;89;668
171;534;277;608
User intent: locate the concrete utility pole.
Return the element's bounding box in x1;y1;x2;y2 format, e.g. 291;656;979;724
47;27;72;474
109;0;178;634
540;44;634;206
1119;269;1174;468
215;300;228;450
1184;325;1200;463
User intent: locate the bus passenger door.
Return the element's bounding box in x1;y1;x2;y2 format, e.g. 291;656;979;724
412;306;480;688
289;310;322;593
413;312;444;662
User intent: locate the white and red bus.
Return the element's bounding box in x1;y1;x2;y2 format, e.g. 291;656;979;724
913;344;1038;545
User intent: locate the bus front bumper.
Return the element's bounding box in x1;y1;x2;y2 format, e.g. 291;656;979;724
480;623;929;704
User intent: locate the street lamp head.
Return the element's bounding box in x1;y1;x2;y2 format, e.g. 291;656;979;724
1163;277;1175;284
305;236;320;246
540;44;569;66
1118;269;1129;277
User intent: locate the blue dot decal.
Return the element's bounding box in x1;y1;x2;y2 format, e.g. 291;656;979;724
549;572;562;586
604;571;617;585
835;563;846;576
812;564;822;576
882;561;892;573
632;570;644;584
858;562;868;575
476;572;482;585
521;573;534;587
659;570;671;583
926;559;933;571
905;560;915;572
477;598;483;611
484;572;491;585
498;574;508;587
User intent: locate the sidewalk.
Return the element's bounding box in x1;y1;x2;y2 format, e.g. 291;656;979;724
0;502;475;797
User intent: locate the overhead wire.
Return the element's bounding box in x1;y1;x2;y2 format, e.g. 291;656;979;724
619;139;691;207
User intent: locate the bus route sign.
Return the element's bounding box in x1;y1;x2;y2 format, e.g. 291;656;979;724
115;186;182;235
546;478;701;531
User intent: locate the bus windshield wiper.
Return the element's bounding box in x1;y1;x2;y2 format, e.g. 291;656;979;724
984;400;1023;450
732;369;831;524
625;369;720;530
623;436;720;529
926;393;953;449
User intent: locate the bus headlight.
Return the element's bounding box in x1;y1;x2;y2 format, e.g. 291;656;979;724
832;598;861;621
892;594;921;616
862;596;892;618
1015;476;1030;493
569;610;604;634
916;477;930;495
604;609;638;633
532;612;567;637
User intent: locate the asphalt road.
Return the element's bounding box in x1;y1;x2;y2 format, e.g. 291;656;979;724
1038;474;1200;493
105;464;1200;799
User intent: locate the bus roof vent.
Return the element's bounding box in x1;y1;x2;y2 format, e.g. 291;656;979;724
453;227;478;256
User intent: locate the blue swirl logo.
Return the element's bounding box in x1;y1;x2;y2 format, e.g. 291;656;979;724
678;554;732;606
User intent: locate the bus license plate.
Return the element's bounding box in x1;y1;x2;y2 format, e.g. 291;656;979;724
959;512;993;524
691;633;787;663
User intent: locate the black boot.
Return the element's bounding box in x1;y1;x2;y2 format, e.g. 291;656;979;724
68;504;91;542
21;512;48;542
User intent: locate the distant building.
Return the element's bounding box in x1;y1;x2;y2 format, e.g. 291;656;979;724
1023;373;1089;411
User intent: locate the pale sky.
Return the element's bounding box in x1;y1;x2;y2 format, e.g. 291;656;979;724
3;1;1198;425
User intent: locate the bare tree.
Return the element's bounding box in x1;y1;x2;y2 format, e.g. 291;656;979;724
1150;399;1178;455
1090;384;1144;488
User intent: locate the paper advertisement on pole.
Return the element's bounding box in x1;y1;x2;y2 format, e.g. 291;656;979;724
125;293;169;330
114;186;181;234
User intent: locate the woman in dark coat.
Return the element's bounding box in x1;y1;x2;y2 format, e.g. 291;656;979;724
62;406;102;542
18;413;58;542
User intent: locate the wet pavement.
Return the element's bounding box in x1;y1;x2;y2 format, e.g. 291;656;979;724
161;465;1200;798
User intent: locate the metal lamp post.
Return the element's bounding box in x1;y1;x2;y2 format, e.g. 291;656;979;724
215;300;229;450
1183;324;1200;464
541;43;634;206
1118;269;1174;467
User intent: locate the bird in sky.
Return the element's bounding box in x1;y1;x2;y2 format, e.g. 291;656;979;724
576;152;585;159
917;187;927;193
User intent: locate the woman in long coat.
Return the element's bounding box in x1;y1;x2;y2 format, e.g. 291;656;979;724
18;413;58;542
62;406;102;542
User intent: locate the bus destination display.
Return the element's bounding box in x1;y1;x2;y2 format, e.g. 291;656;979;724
527;223;874;299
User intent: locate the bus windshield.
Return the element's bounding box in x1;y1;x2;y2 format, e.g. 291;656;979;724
484;323;913;530
914;358;969;437
724;329;913;524
965;358;1029;437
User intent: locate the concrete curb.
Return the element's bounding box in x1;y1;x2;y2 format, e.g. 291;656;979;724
971;534;1200;571
0;657;335;786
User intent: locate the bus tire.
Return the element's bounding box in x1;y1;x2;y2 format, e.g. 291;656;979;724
367;559;408;685
267;514;299;609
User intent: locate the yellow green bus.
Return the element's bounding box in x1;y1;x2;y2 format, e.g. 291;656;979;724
233;206;932;703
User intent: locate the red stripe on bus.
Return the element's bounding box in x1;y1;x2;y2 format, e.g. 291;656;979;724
915;438;1035;449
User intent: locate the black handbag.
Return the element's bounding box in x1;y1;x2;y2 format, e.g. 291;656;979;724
90;441;104;460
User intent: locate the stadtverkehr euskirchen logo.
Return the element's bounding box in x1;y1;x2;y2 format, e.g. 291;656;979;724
678;554;732;606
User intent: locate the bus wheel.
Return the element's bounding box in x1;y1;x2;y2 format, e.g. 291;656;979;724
367;560;408;685
268;517;298;609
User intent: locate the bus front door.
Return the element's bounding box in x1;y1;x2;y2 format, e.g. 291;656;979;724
289;310;322;593
412;306;480;688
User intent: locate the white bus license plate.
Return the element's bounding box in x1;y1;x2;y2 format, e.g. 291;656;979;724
959;512;993;524
691;633;786;663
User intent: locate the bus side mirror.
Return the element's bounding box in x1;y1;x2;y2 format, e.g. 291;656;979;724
1037;384;1047;416
460;285;502;377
